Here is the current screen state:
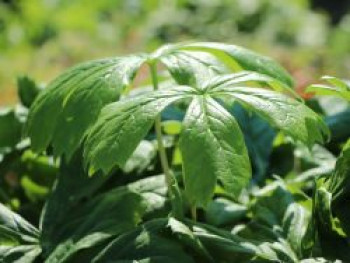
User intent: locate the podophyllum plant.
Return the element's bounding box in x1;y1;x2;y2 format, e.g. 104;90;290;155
26;42;329;218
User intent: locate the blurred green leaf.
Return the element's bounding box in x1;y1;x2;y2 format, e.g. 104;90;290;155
0;110;22;149
17;76;42;108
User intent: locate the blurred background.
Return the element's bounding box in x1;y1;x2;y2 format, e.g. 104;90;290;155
0;0;350;106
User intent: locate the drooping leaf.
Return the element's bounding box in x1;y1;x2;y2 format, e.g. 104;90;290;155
307;76;350;101
26;55;147;159
180;96;250;207
210;84;329;147
84;86;193;174
177;42;294;87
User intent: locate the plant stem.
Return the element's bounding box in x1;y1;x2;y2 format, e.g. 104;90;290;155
191;206;197;221
149;62;173;199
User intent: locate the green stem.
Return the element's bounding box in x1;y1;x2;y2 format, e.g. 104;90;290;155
149;62;173;199
191;206;197;221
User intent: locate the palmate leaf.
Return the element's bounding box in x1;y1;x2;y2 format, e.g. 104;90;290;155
84;71;328;208
26;42;293;161
26;54;147;159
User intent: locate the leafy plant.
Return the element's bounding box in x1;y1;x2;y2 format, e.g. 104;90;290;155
2;42;346;263
26;42;328;213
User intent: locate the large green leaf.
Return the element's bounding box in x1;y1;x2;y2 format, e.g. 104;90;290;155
177;42;294;87
0;203;41;263
84;86;194;174
26;55;147;159
210;84;329;146
180;96;250;207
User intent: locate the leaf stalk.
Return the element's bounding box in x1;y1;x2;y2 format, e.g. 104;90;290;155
149;62;174;201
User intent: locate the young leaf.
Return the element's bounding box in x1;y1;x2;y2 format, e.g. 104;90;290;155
180;96;250;207
26;55;147;159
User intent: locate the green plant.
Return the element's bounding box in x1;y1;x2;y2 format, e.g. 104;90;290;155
3;42;347;263
26;42;328;214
